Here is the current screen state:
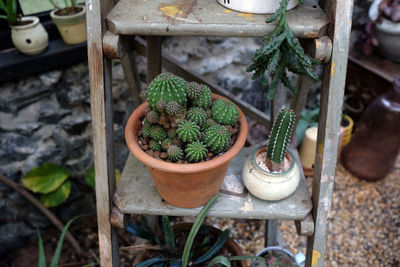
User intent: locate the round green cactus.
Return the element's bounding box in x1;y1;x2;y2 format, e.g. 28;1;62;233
172;137;182;146
192;85;212;109
166;100;181;116
142;123;153;138
146;73;187;112
150;125;167;141
187;107;207;125
167;128;177;138
201;118;217;131
211;99;239;126
177;121;200;143
161;138;173;151
167;145;183;162
185;141;208;162
145;109;160;124
186;81;202;100
204;124;231;153
156;99;166;113
149;139;162;151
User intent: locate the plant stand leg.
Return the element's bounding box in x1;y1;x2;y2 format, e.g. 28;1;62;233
265;220;279;247
146;36;162;83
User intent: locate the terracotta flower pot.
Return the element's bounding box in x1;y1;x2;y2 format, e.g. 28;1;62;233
125;94;248;208
134;223;246;266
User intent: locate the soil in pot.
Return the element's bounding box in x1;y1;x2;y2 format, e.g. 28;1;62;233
55;6;83;16
137;223;245;267
255;152;291;173
255;249;297;267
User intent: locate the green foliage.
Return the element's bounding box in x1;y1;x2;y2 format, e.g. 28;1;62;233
192;85;212;109
246;0;319;100
267;109;296;165
145;73;187;112
186;81;202;100
201;118;217;131
204;124;231;153
142;123;153;138
22;163;70;207
38;216;81;267
185;141;208;162
167;145;184;162
150;125;167;141
149;139;162;151
187;107;207;125
161;138;173;151
177;121;200;143
145;109;160;124
0;0;18;25
211;99;239;126
84;167;95;191
40;181;71;208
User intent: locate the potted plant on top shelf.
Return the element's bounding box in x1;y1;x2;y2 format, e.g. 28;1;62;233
49;0;87;45
216;0;299;14
1;0;48;55
242;109;300;201
124;72;248;208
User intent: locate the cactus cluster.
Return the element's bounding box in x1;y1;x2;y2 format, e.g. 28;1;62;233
141;73;240;163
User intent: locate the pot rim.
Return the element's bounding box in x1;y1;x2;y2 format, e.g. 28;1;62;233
50;5;86;19
125;94;248;173
9;16;39;29
251;146;295;176
256;246;298;266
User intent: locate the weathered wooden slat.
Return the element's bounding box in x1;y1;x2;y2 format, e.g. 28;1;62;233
132;37;270;127
87;0;119;266
106;0;329;38
295;213;314;236
146;36;162;84
305;0;354;266
103;31;126;59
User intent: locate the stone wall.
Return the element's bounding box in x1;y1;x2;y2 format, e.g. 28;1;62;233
0;36;267;254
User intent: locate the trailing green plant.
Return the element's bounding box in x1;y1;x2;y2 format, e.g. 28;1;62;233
266;109;296;172
37;216;81;267
211;99;239;126
185;141;208;163
22;163;71;208
0;0;19;25
141;73;241;162
246;0;319;100
126;195;261;267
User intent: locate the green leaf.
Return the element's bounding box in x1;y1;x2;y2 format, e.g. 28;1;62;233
84;168;95;190
0;1;8;14
140;216;161;245
228;255;264;261
37;229;46;267
40;180;71;208
162;216;176;253
22;163;69;194
207;255;231;267
0;15;7;20
50;216;81;267
182;194;219;267
194;229;230;264
265;0;289;23
126;221;157;241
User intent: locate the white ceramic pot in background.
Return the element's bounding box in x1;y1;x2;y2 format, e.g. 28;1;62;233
216;0;299;14
299;127;318;169
50;6;87;45
242;146;300;201
10;16;48;55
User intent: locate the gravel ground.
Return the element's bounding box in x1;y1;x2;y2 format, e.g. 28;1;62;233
201;156;400;266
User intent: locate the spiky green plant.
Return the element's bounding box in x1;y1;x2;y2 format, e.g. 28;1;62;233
167;145;184;162
187;107;207;125
186;81;203;100
145;73;187;112
177;121;200;143
211;99;239;126
185;141;208;163
142;123;153;138
192;85;212;109
166;100;181;116
266;109;295;172
145;109;160;124
201;118;217;131
204;124;231;153
161;138;173;151
149;139;162;151
246;0;319;100
167;128;177;139
150;125;167;141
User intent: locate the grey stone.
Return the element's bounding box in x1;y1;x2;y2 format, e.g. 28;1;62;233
0;222;36;254
39;70;63;86
0;122;41;135
241;79;269;112
38;100;71;124
52;127;87;158
61;114;91;135
56;81;90;107
0;133;39;165
114;141;130;171
65;147;93;177
216;66;249;94
58;193;96;223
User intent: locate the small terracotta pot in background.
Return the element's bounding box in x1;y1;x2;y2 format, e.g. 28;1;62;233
125;94;248;208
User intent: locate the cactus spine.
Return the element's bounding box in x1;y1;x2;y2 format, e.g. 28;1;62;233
204;124;231;153
177;121;200;143
211;99;239;126
187;107;207;125
266;109;295;166
167;145;183;162
192;85;212;109
185;141;208;162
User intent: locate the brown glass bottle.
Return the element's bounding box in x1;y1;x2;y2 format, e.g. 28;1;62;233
342;76;400;181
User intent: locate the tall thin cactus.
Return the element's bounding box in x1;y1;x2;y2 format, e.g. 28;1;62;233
266;109;295;172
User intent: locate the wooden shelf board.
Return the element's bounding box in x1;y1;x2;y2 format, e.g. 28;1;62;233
114;146;313;220
106;0;328;38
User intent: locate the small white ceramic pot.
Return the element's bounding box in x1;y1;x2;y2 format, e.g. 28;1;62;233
216;0;299;14
50;6;87;45
242;146;300;201
255;246;304;266
10;16;49;55
299;127;318;169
